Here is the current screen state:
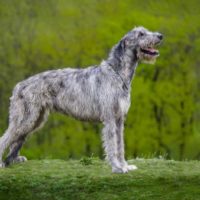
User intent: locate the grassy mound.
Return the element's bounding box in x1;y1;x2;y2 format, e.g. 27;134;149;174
0;159;199;200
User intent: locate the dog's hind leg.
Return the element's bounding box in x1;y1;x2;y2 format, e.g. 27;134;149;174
4;136;26;166
0;128;15;167
4;106;49;167
0;100;49;167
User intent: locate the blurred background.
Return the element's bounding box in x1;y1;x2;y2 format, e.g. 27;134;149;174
0;0;199;161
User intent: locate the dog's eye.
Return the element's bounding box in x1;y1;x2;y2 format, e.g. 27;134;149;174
139;32;144;37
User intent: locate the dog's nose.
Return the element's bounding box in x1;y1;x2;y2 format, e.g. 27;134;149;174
157;33;163;40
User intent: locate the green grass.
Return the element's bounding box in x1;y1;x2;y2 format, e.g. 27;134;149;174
0;158;199;200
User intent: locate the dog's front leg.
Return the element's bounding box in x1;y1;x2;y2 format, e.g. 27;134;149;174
102;120;128;173
116;117;137;171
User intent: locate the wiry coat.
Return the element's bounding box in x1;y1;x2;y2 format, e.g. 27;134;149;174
0;26;163;173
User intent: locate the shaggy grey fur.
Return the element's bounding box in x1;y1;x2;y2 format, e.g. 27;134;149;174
0;26;163;173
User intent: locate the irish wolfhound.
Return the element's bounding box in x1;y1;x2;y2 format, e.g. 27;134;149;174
0;26;163;173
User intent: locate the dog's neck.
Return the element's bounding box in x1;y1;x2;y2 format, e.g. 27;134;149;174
106;43;138;89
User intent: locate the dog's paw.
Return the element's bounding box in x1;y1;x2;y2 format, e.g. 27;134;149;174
112;166;128;173
0;162;5;168
126;164;138;171
14;156;27;163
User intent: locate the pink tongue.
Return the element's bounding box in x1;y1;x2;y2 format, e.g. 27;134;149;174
147;48;156;52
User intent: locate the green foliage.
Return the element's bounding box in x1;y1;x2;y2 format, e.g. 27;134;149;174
80;157;93;166
80;156;100;166
0;159;199;200
0;0;200;160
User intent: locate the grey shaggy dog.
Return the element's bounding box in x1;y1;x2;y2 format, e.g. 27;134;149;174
0;26;163;173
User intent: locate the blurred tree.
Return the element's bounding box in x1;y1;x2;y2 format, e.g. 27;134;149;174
0;0;199;160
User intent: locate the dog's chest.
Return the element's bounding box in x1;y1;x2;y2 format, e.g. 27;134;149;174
119;94;131;115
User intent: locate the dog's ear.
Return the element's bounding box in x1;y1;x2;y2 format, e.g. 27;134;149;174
116;39;126;59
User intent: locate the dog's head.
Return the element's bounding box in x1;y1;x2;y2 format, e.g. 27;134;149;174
121;26;163;64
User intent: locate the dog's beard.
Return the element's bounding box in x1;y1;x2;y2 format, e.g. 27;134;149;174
139;52;158;64
137;48;159;64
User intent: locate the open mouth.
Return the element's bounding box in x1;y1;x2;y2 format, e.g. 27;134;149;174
140;47;159;56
